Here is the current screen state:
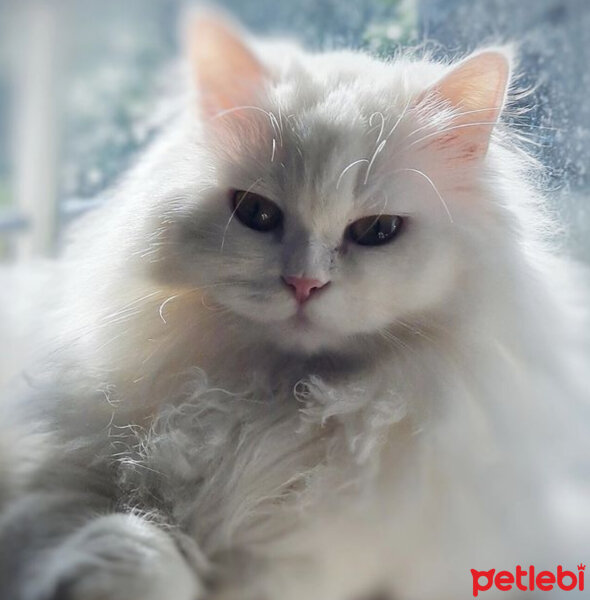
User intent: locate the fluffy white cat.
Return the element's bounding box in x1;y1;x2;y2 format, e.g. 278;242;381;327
1;12;589;600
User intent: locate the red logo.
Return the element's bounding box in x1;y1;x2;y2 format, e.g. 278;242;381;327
471;564;585;596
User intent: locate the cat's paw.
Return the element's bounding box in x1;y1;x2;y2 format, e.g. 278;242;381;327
26;514;203;600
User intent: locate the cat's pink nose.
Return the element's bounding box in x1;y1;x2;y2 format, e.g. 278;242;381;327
283;276;329;304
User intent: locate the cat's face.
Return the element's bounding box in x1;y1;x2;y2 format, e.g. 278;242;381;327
155;17;510;355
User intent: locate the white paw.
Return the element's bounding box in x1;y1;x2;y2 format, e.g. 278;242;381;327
25;514;202;600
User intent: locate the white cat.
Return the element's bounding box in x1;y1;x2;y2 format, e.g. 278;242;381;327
1;12;589;600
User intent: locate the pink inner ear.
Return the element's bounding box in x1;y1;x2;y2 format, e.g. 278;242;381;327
418;50;511;160
188;14;269;120
435;52;510;114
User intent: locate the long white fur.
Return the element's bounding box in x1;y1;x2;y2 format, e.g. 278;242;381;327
1;17;589;600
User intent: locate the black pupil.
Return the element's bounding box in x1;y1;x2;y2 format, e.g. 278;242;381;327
349;215;402;246
374;219;391;241
232;191;282;232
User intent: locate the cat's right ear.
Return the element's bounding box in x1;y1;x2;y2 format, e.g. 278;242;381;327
186;12;269;120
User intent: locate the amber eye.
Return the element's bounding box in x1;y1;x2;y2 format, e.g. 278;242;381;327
347;215;403;246
231;190;283;232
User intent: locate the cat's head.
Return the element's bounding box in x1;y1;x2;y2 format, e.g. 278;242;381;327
151;14;513;355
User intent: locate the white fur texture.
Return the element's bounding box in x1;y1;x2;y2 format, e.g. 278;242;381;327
1;21;589;600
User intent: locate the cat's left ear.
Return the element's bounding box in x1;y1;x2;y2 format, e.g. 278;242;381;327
420;50;512;160
186;12;269;119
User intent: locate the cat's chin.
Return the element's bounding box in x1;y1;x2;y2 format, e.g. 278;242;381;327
226;300;349;354
268;312;349;355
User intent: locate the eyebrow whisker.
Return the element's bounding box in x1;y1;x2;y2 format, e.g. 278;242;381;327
220;178;263;252
336;159;370;190
393;167;453;223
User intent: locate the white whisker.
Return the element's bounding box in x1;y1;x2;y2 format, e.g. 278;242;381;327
212;105;269;121
407;106;503;140
158;294;180;325
369;112;385;144
268;112;283;147
220;178;263;252
364;140;387;185
385;95;413;141
394;167;454;223
408;120;500;149
336;159;370;190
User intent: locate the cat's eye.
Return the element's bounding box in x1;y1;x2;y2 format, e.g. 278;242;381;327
347;215;403;246
231;189;283;232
